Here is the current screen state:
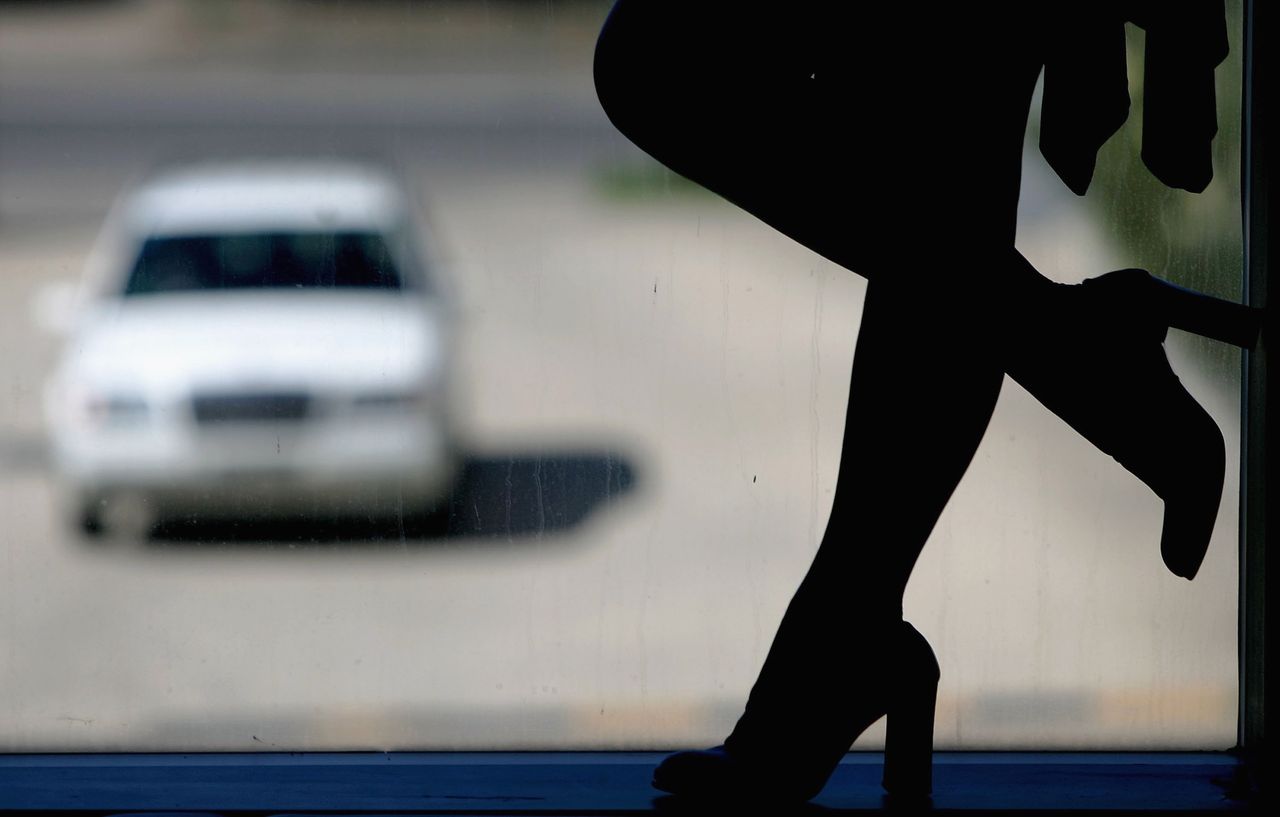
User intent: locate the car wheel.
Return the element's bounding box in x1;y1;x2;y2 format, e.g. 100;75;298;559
81;491;156;543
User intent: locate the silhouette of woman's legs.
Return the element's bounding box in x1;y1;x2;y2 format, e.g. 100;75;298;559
597;1;1253;801
722;279;1003;787
595;0;1019;791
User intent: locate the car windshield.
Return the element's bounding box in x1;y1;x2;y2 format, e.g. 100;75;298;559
123;232;405;295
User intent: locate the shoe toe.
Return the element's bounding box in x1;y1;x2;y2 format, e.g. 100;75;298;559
652;745;824;802
652;746;737;795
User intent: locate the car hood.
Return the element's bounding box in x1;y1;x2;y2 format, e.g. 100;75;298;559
55;290;446;398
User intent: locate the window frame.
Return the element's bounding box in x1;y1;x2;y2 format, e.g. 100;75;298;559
1240;0;1271;781
0;1;1269;810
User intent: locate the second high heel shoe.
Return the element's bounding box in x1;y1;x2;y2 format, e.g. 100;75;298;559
1004;267;1262;581
651;620;940;803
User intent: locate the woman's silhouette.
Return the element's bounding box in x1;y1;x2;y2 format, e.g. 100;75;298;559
592;1;1261;803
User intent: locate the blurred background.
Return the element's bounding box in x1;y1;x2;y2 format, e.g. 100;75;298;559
0;0;1245;750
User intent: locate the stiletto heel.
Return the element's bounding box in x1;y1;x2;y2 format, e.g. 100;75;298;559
882;623;940;798
1006;266;1264;581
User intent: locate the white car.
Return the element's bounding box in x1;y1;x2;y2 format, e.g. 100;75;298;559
43;161;461;536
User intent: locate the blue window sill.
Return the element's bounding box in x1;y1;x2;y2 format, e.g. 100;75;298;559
0;751;1247;814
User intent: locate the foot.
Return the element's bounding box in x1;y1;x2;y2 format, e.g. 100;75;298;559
652;746;745;796
652;744;823;803
1003;269;1228;580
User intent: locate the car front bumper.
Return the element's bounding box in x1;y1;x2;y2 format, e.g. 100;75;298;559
53;414;459;521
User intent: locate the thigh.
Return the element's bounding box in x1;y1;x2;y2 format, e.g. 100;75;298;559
594;2;1040;277
593;2;898;269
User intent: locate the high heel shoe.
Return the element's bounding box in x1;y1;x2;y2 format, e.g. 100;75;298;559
1004;267;1263;581
651;621;940;802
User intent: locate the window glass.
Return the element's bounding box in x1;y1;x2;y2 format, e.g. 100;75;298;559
0;0;1242;750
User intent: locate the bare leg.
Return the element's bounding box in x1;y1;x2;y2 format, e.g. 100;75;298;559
722;278;1003;789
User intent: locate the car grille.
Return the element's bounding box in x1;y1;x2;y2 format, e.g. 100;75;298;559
192;392;312;424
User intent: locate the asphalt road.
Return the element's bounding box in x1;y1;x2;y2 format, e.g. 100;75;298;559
0;1;1243;751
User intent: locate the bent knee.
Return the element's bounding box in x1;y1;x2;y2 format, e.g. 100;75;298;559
593;1;710;150
593;2;664;141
